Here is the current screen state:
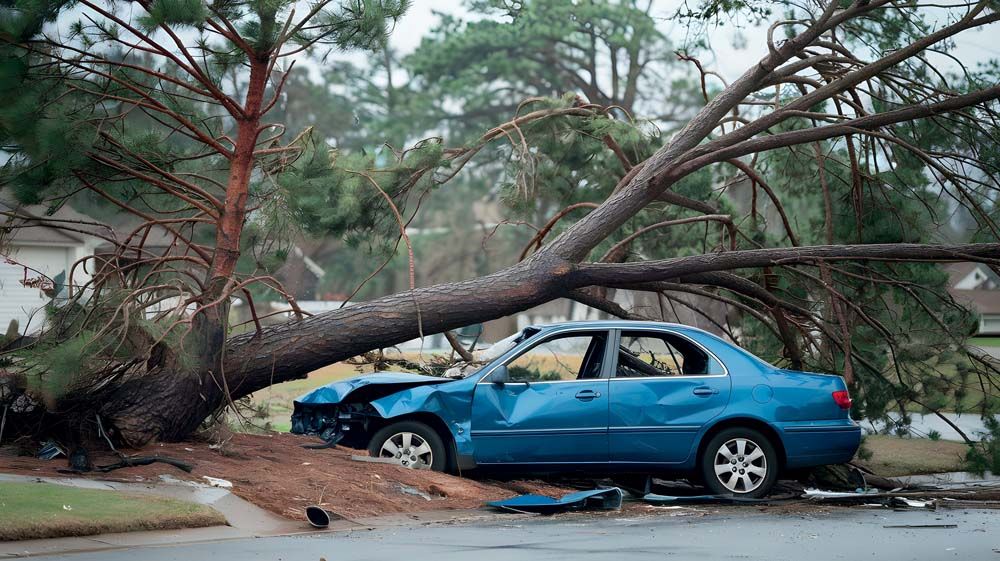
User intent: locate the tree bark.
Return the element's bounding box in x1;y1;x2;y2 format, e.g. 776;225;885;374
102;59;270;444
209;242;1000;408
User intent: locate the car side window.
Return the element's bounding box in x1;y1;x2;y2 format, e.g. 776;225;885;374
616;331;724;377
505;332;607;382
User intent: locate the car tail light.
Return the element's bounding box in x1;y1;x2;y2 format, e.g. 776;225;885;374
832;390;852;410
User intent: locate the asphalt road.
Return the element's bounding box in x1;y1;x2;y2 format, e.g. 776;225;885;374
34;507;999;561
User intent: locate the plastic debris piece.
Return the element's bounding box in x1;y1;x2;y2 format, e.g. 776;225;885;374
202;476;233;488
305;505;341;528
487;488;624;514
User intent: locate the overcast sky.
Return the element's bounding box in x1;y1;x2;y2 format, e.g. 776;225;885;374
382;0;998;83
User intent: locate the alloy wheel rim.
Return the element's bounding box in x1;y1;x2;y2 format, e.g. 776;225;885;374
713;437;767;493
379;432;433;469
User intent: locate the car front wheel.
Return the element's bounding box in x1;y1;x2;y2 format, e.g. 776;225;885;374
700;427;778;498
368;420;447;471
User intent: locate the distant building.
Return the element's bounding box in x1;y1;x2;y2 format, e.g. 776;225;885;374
947;263;1000;335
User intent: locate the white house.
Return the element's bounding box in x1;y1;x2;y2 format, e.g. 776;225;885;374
0;202;104;335
947;262;1000;336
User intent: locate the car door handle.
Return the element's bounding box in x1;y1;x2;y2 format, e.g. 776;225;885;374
693;386;718;396
575;389;601;401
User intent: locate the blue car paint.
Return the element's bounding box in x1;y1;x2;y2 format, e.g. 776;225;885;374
487;487;624;513
471;378;611;463
292;321;861;472
608;373;732;464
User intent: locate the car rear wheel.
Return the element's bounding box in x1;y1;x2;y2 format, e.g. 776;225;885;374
700;427;778;498
368;421;447;472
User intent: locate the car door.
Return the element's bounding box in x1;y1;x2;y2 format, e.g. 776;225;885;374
471;329;612;465
609;329;731;465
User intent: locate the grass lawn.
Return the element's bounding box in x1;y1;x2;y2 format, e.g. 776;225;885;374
970;336;1000;348
0;482;226;541
897;351;999;414
856;434;968;477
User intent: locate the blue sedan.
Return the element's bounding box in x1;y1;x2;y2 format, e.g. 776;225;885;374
290;321;860;497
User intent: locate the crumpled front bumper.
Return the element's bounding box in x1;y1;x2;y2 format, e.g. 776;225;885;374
290;402;374;447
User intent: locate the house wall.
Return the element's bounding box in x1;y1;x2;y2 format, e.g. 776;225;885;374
982;315;1000;336
0;242;95;335
0;244;73;333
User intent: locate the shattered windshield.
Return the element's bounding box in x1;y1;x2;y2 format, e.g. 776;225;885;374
456;327;541;378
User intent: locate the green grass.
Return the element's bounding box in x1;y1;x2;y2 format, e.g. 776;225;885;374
0;482;226;541
897;353;998;414
970;336;1000;348
856;435;968;477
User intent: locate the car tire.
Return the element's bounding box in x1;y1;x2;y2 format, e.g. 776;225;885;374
700;427;778;498
368;420;447;472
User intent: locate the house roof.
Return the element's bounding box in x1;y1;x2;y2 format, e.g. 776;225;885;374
2;198;190;257
0;201;98;247
945;262;1000;290
949;288;1000;315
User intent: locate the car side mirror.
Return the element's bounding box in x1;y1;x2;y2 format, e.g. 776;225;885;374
489;365;509;386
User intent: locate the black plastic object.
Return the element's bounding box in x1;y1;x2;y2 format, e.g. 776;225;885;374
305;505;339;528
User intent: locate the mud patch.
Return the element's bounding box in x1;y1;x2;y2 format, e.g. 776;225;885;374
0;433;571;520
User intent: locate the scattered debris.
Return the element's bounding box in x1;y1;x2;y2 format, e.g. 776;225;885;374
397;483;435;501
36;441;65;460
804;488;879;500
938;499;1000;510
350;454;404;465
487;488;623;514
202;476;233;489
890;498;934;510
94;456;193;473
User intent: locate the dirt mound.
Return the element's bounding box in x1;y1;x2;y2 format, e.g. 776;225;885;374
0;433;569;520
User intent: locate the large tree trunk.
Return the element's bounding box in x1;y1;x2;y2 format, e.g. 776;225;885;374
102;253;573;443
100;60;269;445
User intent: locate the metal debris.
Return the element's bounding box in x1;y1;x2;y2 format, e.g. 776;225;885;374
36;440;65;460
350;454;404;465
487;488;624;514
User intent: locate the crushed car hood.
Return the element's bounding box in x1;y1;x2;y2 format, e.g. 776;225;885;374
294;372;452;406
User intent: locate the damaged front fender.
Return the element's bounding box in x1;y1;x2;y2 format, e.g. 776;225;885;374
289;372;477;461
